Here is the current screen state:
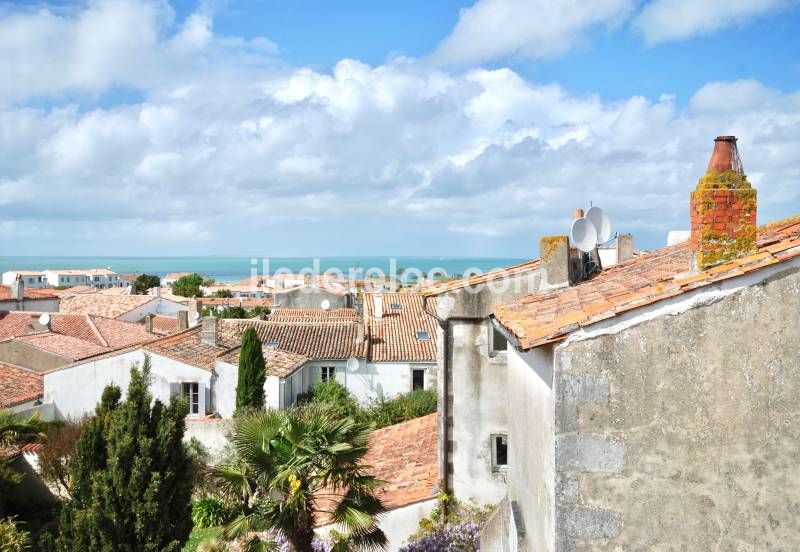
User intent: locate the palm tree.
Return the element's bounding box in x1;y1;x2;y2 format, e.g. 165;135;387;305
213;405;388;552
0;409;44;446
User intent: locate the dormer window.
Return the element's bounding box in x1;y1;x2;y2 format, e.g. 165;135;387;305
415;331;431;341
265;340;280;349
391;303;402;310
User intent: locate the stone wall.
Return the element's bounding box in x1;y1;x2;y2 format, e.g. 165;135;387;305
554;267;800;550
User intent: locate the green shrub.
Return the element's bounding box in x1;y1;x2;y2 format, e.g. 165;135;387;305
307;380;360;420
192;498;228;529
363;389;437;429
0;518;30;552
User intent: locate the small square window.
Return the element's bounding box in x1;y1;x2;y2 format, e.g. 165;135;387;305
416;331;431;341
412;368;425;391
491;434;508;471
321;366;335;381
265;340;280;349
489;325;507;354
391;303;402;310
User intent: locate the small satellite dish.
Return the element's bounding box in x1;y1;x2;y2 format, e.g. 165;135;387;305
586;206;611;244
38;313;51;326
321;299;331;310
346;357;359;372
191;311;200;321
570;217;598;253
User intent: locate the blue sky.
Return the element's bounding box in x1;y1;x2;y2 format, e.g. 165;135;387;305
1;0;799;257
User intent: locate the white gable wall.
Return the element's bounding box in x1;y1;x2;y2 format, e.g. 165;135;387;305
116;298;187;322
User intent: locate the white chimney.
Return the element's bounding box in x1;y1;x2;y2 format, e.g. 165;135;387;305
201;317;219;346
144;314;154;334
11;276;24;302
373;292;383;320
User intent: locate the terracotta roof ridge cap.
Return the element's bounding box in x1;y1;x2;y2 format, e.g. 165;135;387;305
85;315;109;347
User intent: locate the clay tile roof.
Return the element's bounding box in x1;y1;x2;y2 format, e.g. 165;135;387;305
0;285;59;301
421;258;540;296
201;297;273;308
267;308;358;321
143;327;231;371
495;215;800;351
0;312;154;362
0;363;43;408
59;294;159;318
150;315;179;335
364;293;438;362
317;413;438;525
224;319;367;360
218;346;309;378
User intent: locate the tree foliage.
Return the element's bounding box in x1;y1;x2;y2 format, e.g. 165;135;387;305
213;406;387;551
132;274;161;294
0;410;44;517
235;327;266;414
213;289;233;298
56;355;194;551
38;419;83;498
172;273;204;298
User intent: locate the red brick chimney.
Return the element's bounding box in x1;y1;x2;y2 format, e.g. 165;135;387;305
690;136;757;270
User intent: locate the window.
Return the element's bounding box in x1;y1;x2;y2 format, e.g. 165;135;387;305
391;303;402;311
181;382;200;415
416;331;431;341
412;368;425;391
265;340;280;349
321;366;335;381
489;325;507;355
491;434;508;471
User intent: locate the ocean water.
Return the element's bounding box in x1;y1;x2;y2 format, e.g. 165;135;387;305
0;256;526;284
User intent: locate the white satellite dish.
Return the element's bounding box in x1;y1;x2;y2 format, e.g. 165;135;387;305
191;311;200;321
586;206;612;244
320;299;331;310
38;313;51;326
570;217;598;253
346;357;359;372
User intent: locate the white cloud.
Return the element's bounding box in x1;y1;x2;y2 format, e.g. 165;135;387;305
431;0;634;65
633;0;796;45
0;1;799;256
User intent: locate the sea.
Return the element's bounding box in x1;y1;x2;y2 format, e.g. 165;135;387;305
0;256;526;284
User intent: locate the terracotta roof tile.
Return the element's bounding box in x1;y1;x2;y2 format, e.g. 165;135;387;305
421;258;540;296
268;308;358;321
0;363;43;408
495;215;800;350
230;319;367;360
143;327;231;371
0;285;58;301
150;315;179;335
218;346;309;378
59;294;159;318
364;293;438;362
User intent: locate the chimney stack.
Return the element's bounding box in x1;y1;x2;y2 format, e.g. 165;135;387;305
188;298;203;327
201;317;219;346
177;310;189;331
539;235;570;289
144;314;154;334
690;136;757;271
373;292;383;320
11;275;24;302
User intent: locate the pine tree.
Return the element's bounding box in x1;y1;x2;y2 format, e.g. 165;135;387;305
56;354;193;551
235;326;266;413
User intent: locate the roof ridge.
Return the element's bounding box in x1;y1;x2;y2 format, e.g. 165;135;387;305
85;315;109;347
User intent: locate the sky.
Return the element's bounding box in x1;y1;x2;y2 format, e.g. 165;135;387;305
0;0;799;257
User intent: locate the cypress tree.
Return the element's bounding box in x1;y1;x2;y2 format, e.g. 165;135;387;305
235;326;266;413
56;354;193;551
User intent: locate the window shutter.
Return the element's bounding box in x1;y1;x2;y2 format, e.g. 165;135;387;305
169;382;180;398
198;383;207;416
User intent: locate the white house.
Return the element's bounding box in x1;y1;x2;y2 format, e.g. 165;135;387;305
0;280;60;312
2;271;47;288
43;269;89;288
83;268;125;288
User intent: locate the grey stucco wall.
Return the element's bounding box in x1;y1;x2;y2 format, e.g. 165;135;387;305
0;341;70;372
554;267;800;551
273;288;350;309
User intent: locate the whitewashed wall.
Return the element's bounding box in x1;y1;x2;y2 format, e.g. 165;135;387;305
117;298;187;322
44;350;211;420
317;498;437;551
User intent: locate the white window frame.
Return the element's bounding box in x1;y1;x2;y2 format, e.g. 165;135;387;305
411;368;425;391
180;382;203;416
491;433;508;472
320;366;336;381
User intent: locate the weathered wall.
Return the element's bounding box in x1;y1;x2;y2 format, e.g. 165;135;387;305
117;297;187;322
555;267;800;550
273;288;350;309
0;298;60;312
185;419;233;459
0;341;70;372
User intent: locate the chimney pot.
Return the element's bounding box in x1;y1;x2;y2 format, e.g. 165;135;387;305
690;135;757;271
201;317;219;346
188;298;203;327
373;292;383;320
144;314;154;334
